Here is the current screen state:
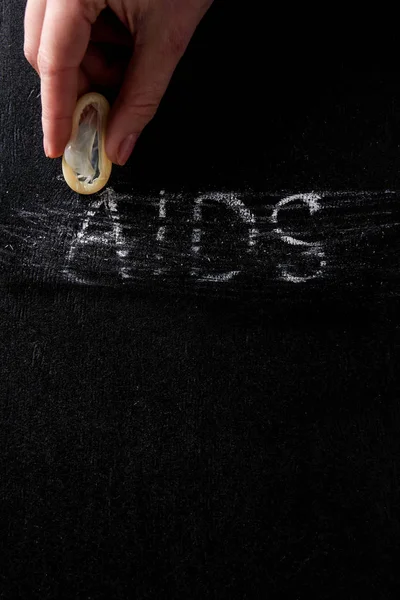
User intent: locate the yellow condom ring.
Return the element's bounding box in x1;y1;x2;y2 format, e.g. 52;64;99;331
62;92;112;195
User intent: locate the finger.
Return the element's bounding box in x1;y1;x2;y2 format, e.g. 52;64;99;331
106;30;191;165
24;0;47;73
38;0;100;157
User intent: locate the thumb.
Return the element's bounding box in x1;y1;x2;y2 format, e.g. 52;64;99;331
105;30;190;165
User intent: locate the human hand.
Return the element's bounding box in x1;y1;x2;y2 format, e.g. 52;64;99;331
24;0;213;165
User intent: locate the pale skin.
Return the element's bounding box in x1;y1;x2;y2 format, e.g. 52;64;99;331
24;0;213;165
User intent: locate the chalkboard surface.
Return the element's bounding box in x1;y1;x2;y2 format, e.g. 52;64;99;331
1;2;400;599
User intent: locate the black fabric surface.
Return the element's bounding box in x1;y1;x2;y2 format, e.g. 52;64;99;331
1;2;400;599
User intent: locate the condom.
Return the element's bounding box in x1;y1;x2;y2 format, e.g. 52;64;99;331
62;93;112;195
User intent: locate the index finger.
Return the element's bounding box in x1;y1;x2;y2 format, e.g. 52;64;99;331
38;0;93;157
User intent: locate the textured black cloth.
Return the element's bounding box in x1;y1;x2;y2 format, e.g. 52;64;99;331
1;3;400;599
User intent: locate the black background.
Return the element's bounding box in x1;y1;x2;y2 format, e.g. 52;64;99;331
1;2;400;598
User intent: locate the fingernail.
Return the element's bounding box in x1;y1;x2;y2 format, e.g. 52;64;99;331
117;133;137;166
43;138;49;158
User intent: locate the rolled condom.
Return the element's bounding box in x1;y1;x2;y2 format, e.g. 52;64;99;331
62;93;112;195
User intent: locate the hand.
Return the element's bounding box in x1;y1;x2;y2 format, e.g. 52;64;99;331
24;0;213;165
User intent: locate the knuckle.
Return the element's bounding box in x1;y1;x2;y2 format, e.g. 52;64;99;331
165;26;190;56
121;92;160;121
36;52;53;76
41;102;71;123
37;52;72;78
